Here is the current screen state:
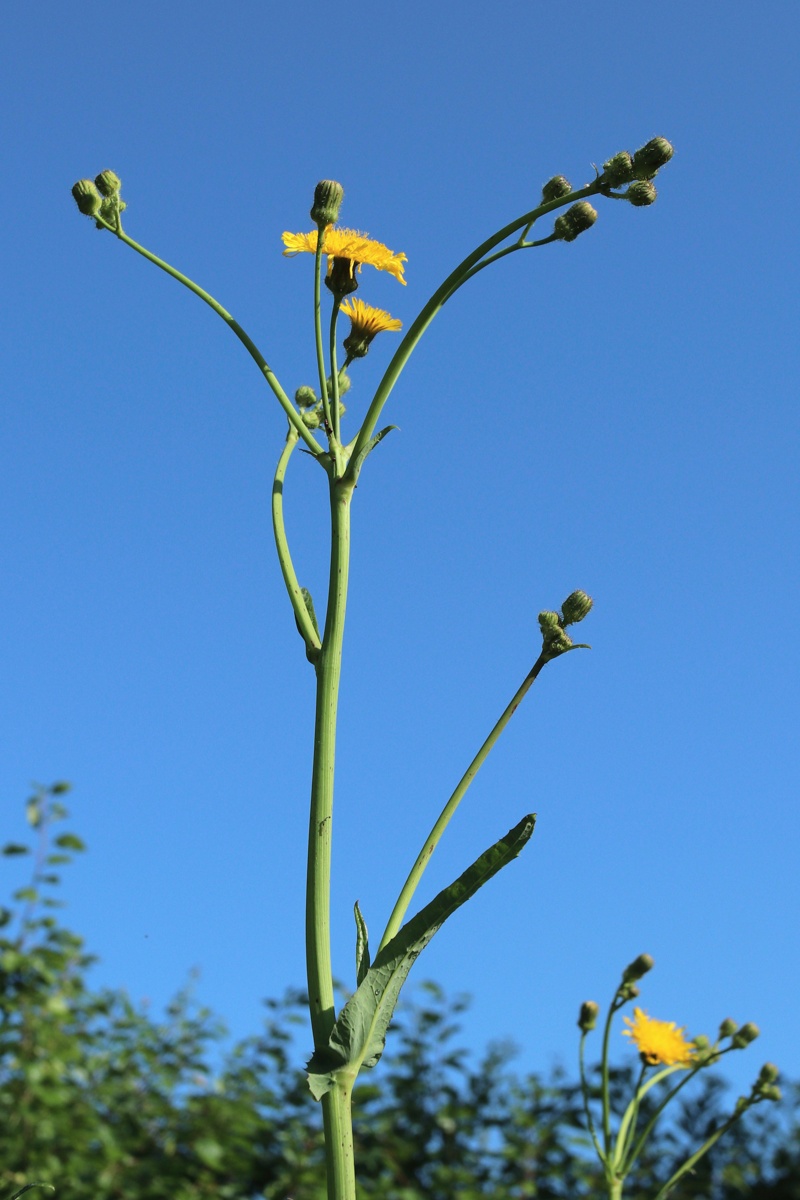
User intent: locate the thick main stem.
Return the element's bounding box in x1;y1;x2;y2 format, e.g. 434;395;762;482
305;474;355;1200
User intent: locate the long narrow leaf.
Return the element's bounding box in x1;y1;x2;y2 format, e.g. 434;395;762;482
307;812;535;1098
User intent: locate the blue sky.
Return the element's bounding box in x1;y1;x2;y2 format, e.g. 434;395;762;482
2;1;799;1101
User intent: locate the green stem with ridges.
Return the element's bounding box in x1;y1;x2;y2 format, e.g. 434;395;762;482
378;654;548;952
94;214;324;456
345;181;600;482
271;428;322;659
305;471;355;1200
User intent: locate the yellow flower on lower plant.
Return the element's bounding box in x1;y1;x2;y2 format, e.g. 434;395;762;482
622;1007;696;1067
281;228;408;285
341;298;403;359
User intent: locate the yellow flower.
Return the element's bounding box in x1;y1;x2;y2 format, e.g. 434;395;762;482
281;227;408;285
622;1007;696;1067
341;298;402;359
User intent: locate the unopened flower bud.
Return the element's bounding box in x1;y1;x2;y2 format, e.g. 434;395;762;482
326;372;351;399
626;181;658;207
758;1062;779;1085
538;611;561;632
622;954;654;983
578;1001;600;1032
601;151;635;188
732;1022;760;1048
554;201;598;243
310;180;344;227
541;175;573;203
718;1018;738;1039
95;170;122;197
302;409;321;429
761;1085;782;1102
295;386;318;409
693;1034;711;1051
561;590;593;626
72;179;102;216
632;137;674;179
619;982;640;1001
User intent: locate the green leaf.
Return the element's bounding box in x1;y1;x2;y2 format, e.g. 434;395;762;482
354;901;371;987
307;812;535;1099
54;833;86;851
300;587;320;637
13;887;38;903
351;425;398;481
2;843;30;856
0;907;12;927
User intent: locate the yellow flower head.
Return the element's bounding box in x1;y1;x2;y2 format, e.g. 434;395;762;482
622;1007;696;1067
281;227;408;286
341;298;402;359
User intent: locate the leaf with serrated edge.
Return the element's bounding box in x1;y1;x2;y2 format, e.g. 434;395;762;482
354;901;371;987
307;813;535;1099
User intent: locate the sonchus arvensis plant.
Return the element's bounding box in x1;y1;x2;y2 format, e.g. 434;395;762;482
578;954;780;1199
69;139;752;1200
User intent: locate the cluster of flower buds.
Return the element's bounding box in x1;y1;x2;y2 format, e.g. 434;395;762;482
598;137;674;207
553;201;598;243
538;590;593;660
294;379;349;429
71;170;126;230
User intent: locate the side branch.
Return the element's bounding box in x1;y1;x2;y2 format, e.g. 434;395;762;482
272;429;322;660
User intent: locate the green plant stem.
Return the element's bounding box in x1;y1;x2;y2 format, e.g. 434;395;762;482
314;234;334;439
378;654;548;952
271;429;322;659
653;1100;756;1200
455;233;559;287
96;216;323;456
329;299;343;449
612;1063;647;1173
345;181;600;481
600;994;622;1156
579;1032;605;1162
305;472;356;1200
623;1048;729;1171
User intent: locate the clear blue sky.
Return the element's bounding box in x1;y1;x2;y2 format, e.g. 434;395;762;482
2;1;798;1099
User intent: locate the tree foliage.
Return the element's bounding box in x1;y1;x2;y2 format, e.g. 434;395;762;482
3;787;800;1199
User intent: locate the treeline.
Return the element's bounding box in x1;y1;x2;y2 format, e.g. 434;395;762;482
2;786;800;1199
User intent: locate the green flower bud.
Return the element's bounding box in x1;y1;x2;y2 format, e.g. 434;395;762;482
541;175;573;203
578;1001;600;1032
718;1017;738;1039
626;181;658;207
71;179;102;217
326;371;351;399
619;981;640;1002
632;137;674;179
95;170;122;197
601;151;635;188
561;590;593;626
758;1062;779;1085
310;180;344;227
302;409;321;429
538;610;561;631
761;1085;782;1102
622;953;654;983
554;201;598;243
732;1022;760;1048
338;401;347;419
693;1034;711;1050
295;386;318;409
